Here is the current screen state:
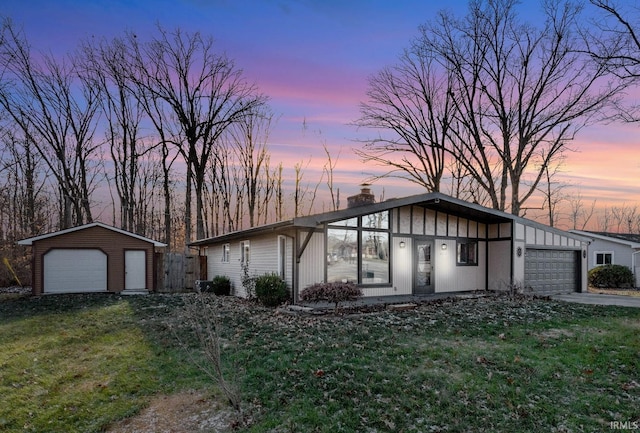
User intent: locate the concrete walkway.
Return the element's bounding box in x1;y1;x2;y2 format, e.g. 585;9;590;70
297;291;640;311
551;292;640;308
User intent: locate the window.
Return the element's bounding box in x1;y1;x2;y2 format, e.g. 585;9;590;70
222;243;230;263
595;252;613;266
278;236;286;279
240;240;250;264
327;211;390;285
361;231;389;283
457;241;478;266
327;228;358;283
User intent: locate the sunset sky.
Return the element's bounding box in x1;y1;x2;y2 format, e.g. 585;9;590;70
3;0;639;228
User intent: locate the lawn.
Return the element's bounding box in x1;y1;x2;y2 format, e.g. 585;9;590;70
0;292;639;432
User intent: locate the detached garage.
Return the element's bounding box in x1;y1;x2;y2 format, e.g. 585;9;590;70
18;223;166;295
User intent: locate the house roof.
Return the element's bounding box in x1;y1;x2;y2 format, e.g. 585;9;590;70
191;192;582;246
569;230;640;249
17;222;167;247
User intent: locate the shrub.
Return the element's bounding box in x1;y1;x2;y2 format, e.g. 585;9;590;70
210;275;231;296
300;282;363;311
254;273;289;307
241;262;256;299
588;265;635;288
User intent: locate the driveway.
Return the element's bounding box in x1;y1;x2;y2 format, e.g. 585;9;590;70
551;292;640;308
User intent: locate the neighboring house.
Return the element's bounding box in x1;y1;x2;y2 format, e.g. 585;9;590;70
569;230;640;287
18;222;166;295
191;189;588;302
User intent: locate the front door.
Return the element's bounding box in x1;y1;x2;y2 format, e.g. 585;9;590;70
414;240;434;294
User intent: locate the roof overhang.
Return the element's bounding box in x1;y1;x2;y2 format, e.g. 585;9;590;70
293;192;515;228
190;192;587;246
189;220;295;247
570;230;640;249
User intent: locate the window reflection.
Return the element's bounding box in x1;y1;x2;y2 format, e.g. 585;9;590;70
326;210;391;285
362;211;389;229
362;231;389;283
327;228;358;283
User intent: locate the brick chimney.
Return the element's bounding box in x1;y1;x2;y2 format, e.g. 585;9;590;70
347;184;375;208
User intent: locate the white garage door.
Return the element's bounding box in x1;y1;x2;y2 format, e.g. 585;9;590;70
524;249;578;294
43;249;107;293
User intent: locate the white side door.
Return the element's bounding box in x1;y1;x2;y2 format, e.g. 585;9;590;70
125;250;147;290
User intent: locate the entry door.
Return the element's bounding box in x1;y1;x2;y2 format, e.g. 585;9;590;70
415;240;434;294
125;250;146;290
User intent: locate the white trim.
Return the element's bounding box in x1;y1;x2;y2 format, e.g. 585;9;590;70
17;222;166;247
277;235;286;279
570;230;640;249
594;251;614;266
222;243;230;263
240;240;250;264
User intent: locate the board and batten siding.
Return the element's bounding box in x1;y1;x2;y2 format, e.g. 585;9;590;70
391;236;412;295
391;206;490;293
436;239;488;292
298;231;324;290
487;240;512;291
31;226;155;295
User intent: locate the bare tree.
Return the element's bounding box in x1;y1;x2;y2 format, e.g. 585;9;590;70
292;159;322;218
362;0;624;216
537;154;567;227
587;1;640;79
125;26;266;244
610;203;638;233
586;0;640;121
79;37;151;234
0;129;51;237
598;206;612;232
322;142;341;211
355;45;452;192
568;191;597;230
227;106;273;228
0;20;102;229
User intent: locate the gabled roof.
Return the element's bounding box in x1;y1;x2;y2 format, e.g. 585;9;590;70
17;222;167;247
570;230;640;249
293;192;513;228
191;192;583;246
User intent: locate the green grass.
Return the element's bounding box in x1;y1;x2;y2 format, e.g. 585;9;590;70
0;294;205;433
1;293;639;432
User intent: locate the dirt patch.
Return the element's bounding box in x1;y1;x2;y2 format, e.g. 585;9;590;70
105;390;236;433
588;287;640;297
536;328;575;339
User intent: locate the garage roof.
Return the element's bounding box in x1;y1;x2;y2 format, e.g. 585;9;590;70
17;222;167;247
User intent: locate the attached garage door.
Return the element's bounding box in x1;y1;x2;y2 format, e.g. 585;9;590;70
43;249;107;293
525;249;578;294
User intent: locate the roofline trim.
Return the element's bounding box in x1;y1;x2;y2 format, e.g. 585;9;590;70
17;222;167;247
191;192;588;245
569;230;640;248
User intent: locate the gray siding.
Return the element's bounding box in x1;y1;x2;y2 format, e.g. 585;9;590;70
207;233;290;298
586;238;634;270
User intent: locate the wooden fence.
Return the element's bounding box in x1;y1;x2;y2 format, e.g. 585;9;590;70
155;252;207;292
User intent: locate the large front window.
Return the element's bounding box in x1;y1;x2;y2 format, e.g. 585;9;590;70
327;211;390;285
